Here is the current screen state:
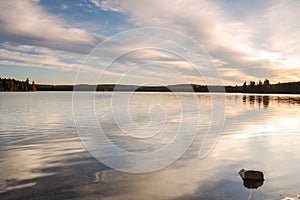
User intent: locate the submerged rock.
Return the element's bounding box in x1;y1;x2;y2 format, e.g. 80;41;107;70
242;179;264;189
239;169;264;189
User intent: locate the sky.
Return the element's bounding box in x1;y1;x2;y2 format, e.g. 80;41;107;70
1;0;300;85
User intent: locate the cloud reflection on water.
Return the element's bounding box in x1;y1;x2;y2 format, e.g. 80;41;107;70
1;93;300;199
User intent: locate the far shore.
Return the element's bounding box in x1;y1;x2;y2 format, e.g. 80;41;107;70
1;77;300;94
35;82;300;94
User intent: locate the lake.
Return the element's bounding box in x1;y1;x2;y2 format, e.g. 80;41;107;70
1;92;300;199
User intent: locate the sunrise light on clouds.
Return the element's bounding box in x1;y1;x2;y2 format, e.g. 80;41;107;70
1;0;300;85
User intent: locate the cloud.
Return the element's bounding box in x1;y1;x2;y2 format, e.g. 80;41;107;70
2;0;300;84
0;0;104;54
90;0;300;84
0;46;85;72
90;0;124;12
0;43;146;84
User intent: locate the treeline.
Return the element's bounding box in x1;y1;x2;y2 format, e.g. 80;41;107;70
35;84;115;91
2;77;300;94
36;84;73;91
35;80;300;94
0;78;36;92
226;79;300;94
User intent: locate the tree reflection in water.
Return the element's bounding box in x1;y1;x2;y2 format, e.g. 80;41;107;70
242;95;270;108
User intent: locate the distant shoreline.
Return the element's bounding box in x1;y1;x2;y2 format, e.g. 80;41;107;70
1;77;300;94
35;82;300;94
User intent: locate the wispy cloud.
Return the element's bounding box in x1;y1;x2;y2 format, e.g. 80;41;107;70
91;0;300;84
1;0;300;84
0;43;147;84
0;0;104;53
90;0;123;12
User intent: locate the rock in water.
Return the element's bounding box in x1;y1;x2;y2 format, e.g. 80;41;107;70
242;179;264;189
239;169;264;180
239;169;264;189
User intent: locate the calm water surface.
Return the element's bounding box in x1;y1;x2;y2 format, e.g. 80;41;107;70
1;92;300;199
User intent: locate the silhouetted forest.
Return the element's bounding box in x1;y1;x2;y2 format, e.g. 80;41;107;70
225;79;300;94
0;78;36;91
1;77;300;94
38;80;300;94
